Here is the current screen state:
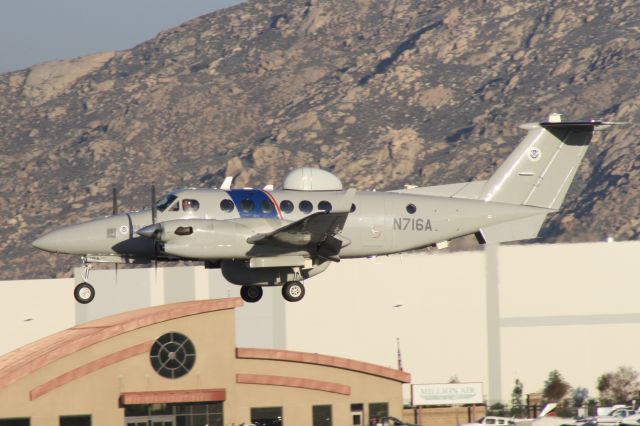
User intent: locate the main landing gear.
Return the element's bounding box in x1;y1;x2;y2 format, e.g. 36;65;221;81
282;281;305;302
240;285;263;303
239;281;306;303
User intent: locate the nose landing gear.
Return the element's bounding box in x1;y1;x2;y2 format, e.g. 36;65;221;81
74;282;96;304
74;258;96;304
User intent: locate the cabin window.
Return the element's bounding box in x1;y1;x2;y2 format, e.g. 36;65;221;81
168;201;179;212
240;198;255;213
280;200;294;214
299;200;313;214
350;203;356;213
318;201;332;212
220;199;235;212
406;203;416;214
261;200;275;214
156;194;177;212
182;199;199;212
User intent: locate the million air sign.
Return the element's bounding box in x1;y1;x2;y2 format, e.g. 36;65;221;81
412;383;484;406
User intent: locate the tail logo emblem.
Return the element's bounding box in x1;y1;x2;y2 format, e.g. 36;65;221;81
528;147;542;162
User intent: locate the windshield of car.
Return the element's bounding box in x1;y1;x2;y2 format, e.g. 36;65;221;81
156;194;178;212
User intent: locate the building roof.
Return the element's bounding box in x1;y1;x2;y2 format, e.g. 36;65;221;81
0;298;243;390
237;348;411;383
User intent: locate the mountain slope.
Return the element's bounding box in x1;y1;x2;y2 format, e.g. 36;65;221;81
0;0;638;279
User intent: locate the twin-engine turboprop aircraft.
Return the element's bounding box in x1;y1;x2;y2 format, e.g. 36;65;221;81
33;114;616;304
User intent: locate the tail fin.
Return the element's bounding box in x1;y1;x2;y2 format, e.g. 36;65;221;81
479;114;614;210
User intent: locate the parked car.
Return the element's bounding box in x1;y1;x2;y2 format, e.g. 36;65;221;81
619;413;640;426
371;416;418;426
461;416;516;426
576;407;638;426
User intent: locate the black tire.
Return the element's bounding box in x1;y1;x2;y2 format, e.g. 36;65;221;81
240;285;263;303
74;282;95;304
282;281;305;302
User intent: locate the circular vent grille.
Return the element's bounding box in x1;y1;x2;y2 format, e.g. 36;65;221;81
149;332;196;379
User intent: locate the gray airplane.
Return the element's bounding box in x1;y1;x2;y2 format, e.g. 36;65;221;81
33;114;615;304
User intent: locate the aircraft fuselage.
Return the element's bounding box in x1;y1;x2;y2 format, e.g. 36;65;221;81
33;187;545;261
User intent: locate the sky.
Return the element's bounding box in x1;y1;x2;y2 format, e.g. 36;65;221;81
0;0;243;73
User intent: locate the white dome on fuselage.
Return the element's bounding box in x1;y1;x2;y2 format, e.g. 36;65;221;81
283;167;343;191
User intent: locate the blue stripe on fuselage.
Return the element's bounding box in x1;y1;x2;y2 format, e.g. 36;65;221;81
226;189;279;218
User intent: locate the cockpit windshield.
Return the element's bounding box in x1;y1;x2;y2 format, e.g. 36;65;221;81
156;194;178;212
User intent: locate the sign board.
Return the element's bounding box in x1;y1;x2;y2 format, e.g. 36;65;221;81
412;382;484;406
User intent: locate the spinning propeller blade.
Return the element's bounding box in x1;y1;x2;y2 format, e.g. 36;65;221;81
112;186;118;215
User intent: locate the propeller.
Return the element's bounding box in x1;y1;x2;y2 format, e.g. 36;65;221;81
112;185;118;280
150;184;159;275
112;186;118;215
151;184;157;225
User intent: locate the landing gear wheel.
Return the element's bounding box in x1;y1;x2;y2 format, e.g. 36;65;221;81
282;281;305;302
240;285;263;303
74;282;95;304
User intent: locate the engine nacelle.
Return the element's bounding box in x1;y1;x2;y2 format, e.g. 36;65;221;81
160;219;251;259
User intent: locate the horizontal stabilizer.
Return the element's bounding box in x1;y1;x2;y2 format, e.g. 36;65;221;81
477;213;548;244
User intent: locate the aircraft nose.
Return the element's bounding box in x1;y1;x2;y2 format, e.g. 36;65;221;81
32;215;133;255
32;226;83;254
32;232;60;253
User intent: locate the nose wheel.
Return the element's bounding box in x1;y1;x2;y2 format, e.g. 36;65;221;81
282;281;305;302
74;282;95;304
240;285;263;303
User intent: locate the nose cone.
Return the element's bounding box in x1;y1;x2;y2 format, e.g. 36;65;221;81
33;215;132;255
33;232;61;253
32;225;92;254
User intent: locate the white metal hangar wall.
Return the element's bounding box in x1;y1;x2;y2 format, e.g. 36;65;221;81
1;240;639;402
284;240;640;403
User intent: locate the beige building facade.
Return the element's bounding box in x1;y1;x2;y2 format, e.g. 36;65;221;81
0;298;409;426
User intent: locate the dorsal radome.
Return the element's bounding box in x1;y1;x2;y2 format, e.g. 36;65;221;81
283;167;343;191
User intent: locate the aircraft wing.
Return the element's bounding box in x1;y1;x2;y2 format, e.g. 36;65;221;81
247;189;355;261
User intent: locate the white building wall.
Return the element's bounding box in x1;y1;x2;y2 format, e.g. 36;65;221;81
284;251;489;388
1;240;639;402
0;278;75;355
497;241;640;403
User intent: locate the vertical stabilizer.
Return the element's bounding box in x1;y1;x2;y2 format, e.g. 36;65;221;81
479;115;608;210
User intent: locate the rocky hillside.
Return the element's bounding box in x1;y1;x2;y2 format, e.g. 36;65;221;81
0;0;638;279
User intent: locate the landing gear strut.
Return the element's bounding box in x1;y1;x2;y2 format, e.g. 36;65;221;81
74;257;95;304
282;281;305;302
240;285;263;303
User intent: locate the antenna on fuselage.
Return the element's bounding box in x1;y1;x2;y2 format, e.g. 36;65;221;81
221;176;233;190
